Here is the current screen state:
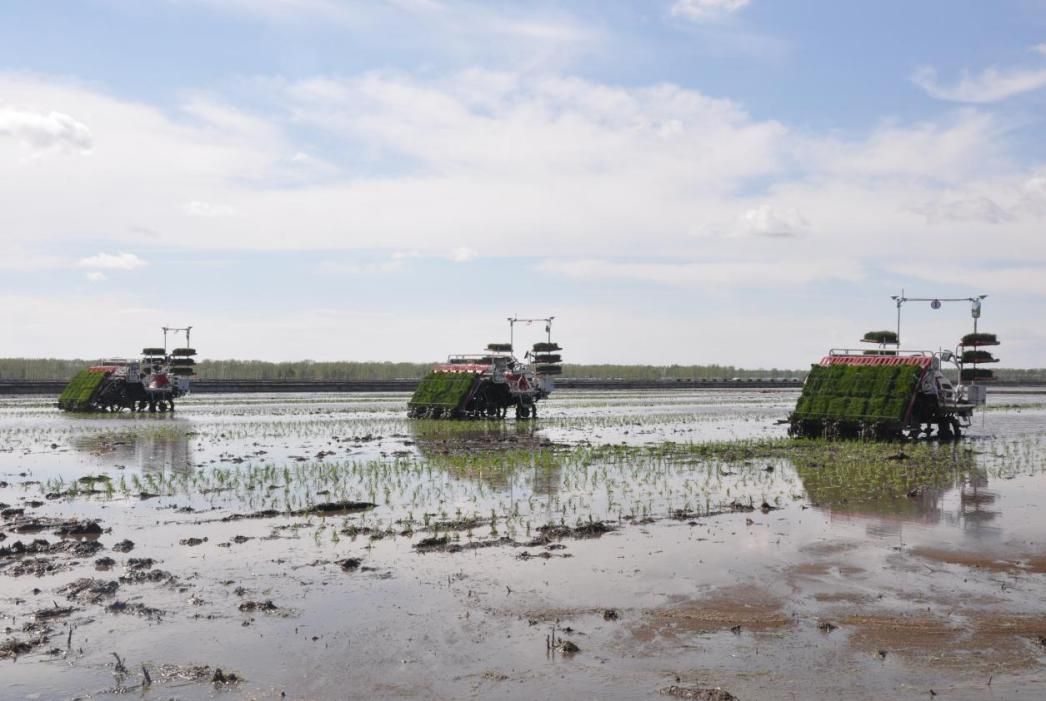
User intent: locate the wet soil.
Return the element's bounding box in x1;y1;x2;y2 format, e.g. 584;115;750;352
1;388;1046;699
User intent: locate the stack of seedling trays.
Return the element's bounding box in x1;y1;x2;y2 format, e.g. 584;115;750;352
860;330;898;356
486;343;512;353
58;368;111;411
170;348;197;376
532;342;562;375
793;362;923;424
408;372;481;417
959;333;999;383
141;347;167;367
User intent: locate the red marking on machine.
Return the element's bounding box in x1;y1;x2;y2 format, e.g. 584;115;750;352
820;355;932;369
434;364;491;374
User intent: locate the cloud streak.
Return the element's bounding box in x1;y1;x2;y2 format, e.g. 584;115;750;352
670;0;750;23
912;63;1046;103
537;257;863;288
76;252;148;270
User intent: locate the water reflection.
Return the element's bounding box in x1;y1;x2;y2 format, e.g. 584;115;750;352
408;419;564;496
71;421;194;475
793;444;1000;533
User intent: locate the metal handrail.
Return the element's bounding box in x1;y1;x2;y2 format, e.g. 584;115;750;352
828;348;935;357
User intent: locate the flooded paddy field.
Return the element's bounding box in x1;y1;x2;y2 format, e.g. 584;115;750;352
3;388;1046;700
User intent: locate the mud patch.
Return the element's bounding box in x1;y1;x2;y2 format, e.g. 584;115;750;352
659;687;738;701
911;546;1046;574
60;577;119;604
632;585;791;642
842;614;959;655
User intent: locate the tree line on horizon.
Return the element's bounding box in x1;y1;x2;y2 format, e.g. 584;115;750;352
1;358;1044;383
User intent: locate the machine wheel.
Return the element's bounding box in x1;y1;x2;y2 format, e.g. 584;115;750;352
516;404;532;420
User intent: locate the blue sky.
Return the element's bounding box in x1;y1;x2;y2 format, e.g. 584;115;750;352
2;0;1046;366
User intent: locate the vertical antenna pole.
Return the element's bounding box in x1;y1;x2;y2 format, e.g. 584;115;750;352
896;288;903;346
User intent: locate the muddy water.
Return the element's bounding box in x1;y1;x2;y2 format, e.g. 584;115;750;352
2;388;1046;700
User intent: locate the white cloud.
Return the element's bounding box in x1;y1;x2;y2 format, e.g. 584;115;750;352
76;252;148;270
802;111;1004;181
537;258;863;287
912;64;1046;103
449;246;478;262
385;0;446;12
85;271;107;283
890;263;1046;296
1032;43;1046;58
736;205;808;237
671;0;750;23
319;251;418;274
911;193;1013;224
0;246;64;271
182;200;237;217
4;70;1046;309
0;106;92;153
175;0;355;23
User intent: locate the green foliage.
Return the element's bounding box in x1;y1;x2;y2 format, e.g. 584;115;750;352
408;372;479;409
792;363;923;423
57;369;107;410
